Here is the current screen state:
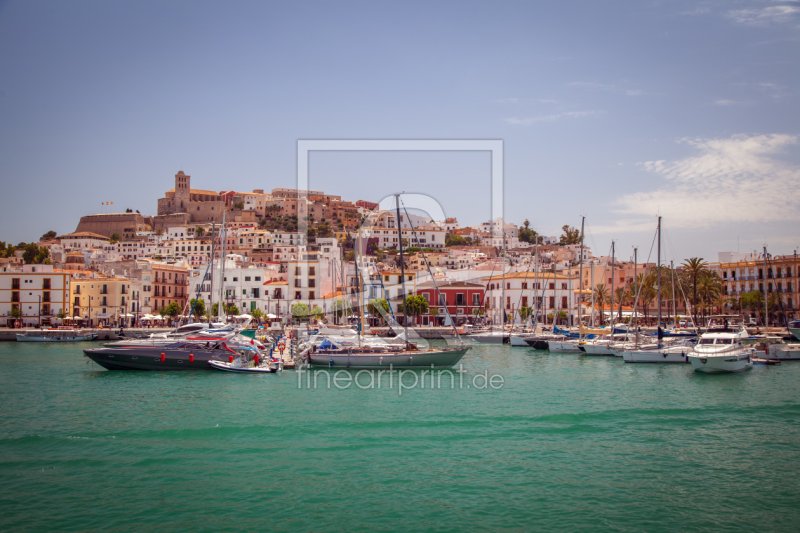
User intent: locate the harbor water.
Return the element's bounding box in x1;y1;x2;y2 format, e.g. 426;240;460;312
1;341;799;531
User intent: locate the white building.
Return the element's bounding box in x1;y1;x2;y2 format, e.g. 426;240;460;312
0;264;71;326
483;271;578;326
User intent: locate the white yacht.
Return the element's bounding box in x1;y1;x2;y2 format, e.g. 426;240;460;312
687;316;754;373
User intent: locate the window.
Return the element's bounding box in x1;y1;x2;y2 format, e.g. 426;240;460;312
295;291;302;300
43;278;51;290
522;296;528;307
245;277;251;281
562;296;568;308
456;293;465;306
506;296;511;309
233;277;238;282
309;291;315;299
507;283;510;290
43;292;50;303
562;283;567;290
549;296;555;308
255;276;261;281
549;283;555;290
11;278;19;290
295;267;301;275
472;293;480;306
309;266;315;275
309;279;316;287
522;282;528;290
295;279;301;288
75;285;81;295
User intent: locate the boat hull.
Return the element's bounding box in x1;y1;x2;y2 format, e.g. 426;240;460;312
548;341;581;353
307;347;469;369
469;334;508;344
509;336;530;347
208;360;283;373
17;334;97;342
84;347;232;370
582;343;615;356
622;349;690;363
688;351;754;373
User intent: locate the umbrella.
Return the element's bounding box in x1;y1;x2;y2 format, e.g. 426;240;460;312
265;313;278;319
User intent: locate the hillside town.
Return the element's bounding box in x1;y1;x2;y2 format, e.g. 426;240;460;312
1;170;798;330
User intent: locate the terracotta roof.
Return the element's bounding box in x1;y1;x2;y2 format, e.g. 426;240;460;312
484;272;575;281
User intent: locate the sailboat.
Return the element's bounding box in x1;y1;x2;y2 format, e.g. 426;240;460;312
305;194;471;368
622;217;693;363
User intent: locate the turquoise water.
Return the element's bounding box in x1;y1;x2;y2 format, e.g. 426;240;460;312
1;342;799;532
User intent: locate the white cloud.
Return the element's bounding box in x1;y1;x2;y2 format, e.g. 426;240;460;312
727;6;800;26
505;110;600;125
714;99;740;106
611;134;800;229
568;81;644;96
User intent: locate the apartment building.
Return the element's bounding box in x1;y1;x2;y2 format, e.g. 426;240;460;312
0;265;71;326
70;275;130;325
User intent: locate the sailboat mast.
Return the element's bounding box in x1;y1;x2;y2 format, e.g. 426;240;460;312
218;210;227;321
764;246;768;331
578;216;585;334
396;195;409;349
208;222;216;323
633;247;638;342
610;241;615;327
590;263;595;327
501;219;506;332
656;216;662;336
534;240;539;330
670;260;676;326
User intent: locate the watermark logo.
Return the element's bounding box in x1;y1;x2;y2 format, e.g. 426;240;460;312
297;364;504;394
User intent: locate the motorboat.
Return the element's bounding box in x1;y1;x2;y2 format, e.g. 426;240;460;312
16;329;97;342
687;316;754;373
789;320;800;342
83;327;268;370
209;349;284;373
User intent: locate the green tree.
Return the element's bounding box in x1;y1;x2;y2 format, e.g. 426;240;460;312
195;227;206;237
250;308;264;322
234;201;244;209
189;298;206;320
109;233;120;244
291;302;310;322
40;230;57;241
593;283;610;325
559;225;581;245
681;257;710;326
161;302;181;319
446;234;468;247
10;307;22;320
400;295;428;324
22;243;49;264
518;306;533;322
310;306;324;321
367;298;391;324
331;299;348;320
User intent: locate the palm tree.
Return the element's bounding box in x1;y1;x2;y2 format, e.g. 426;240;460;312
682;257;709;327
593;283;610;325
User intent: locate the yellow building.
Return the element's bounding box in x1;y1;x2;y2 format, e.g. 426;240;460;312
70;276;132;326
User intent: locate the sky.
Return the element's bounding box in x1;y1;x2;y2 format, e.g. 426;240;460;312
0;0;798;263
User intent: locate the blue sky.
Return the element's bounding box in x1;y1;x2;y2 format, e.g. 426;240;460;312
0;0;798;262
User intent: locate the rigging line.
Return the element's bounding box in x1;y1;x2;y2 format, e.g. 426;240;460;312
584;223;599;257
401;199;462;343
629;222;659;329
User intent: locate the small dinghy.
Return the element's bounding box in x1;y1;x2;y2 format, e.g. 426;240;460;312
208;347;284;373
